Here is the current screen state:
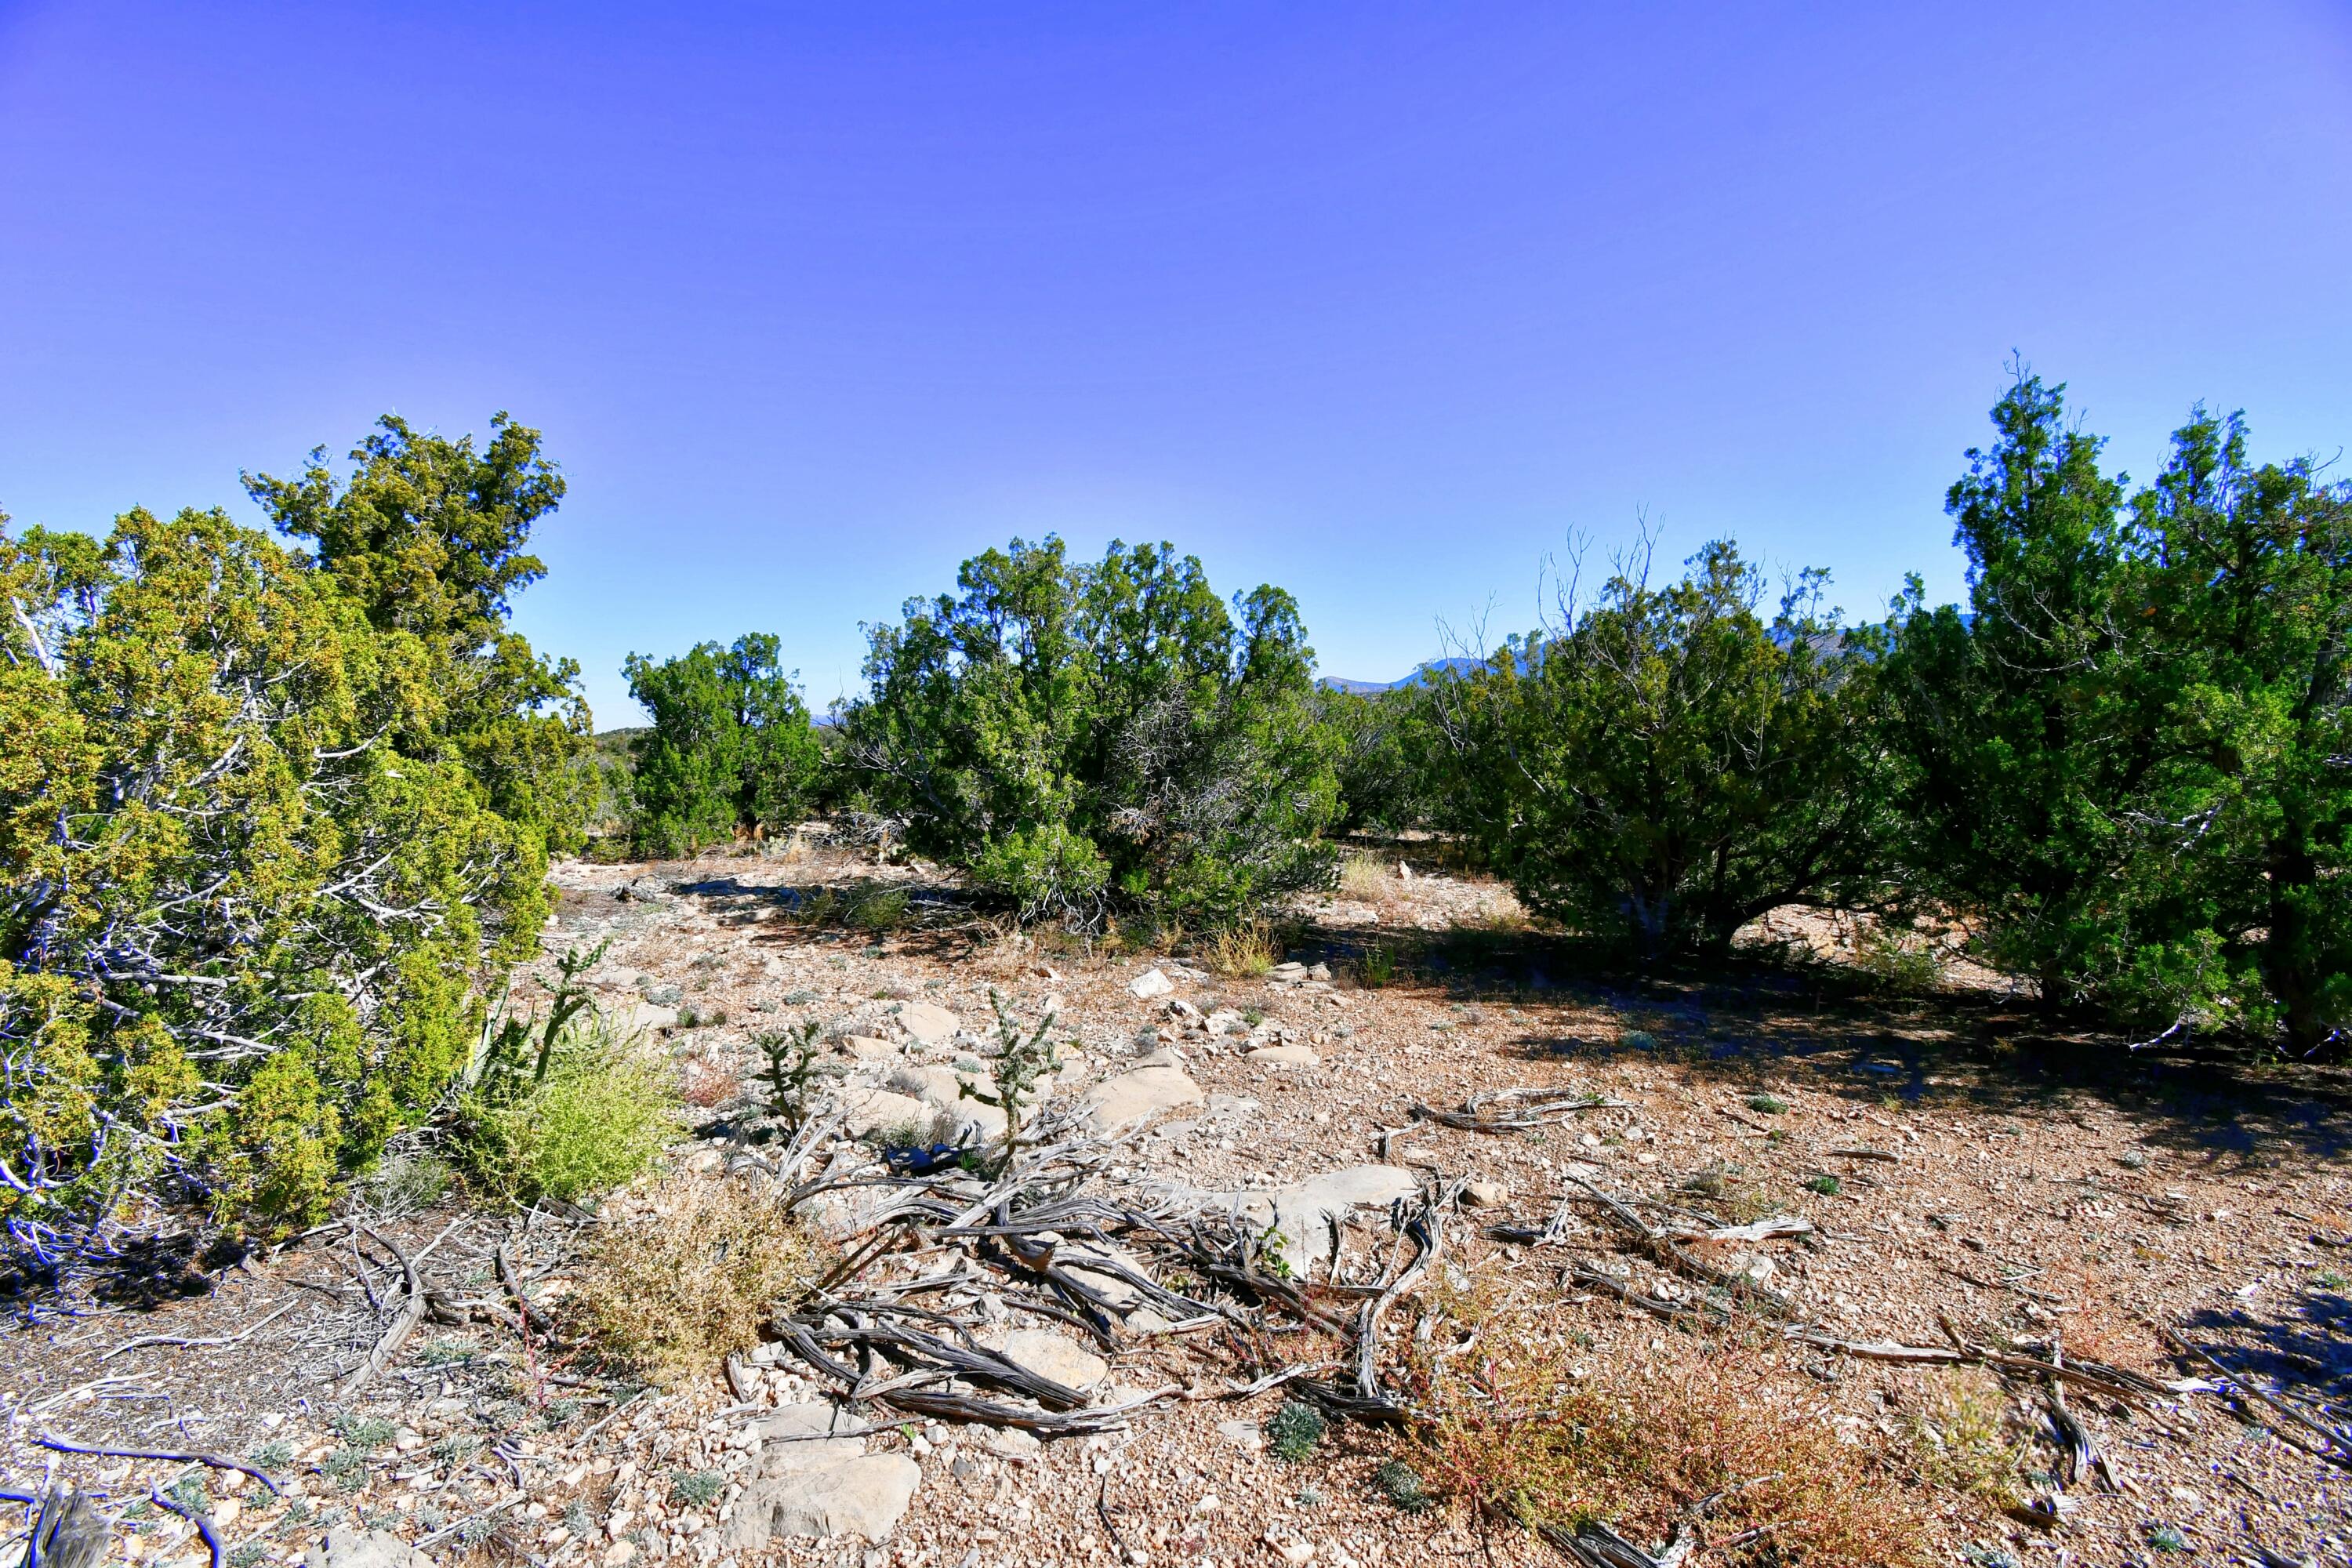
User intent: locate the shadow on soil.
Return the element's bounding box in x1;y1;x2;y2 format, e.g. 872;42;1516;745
1292;919;2352;1174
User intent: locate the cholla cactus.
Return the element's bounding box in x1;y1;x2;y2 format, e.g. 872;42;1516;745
960;991;1064;1171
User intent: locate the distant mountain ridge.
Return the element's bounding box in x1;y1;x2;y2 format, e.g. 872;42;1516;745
1317;657;1483;694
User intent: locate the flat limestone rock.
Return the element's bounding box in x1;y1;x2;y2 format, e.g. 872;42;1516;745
835;1034;900;1063
895;1063;1009;1139
724;1406;916;1547
615;1000;677;1036
982;1327;1109;1392
895;1000;960;1044
754;1403;869;1475
1078;1051;1203;1131
1127;967;1174;999
1238;1164;1423;1275
835;1087;933;1139
1245;1044;1321;1067
305;1530;434;1568
724;1455;920;1546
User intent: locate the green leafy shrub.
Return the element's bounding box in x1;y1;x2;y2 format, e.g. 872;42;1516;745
456;1014;677;1203
1;488;564;1265
1433;535;1896;957
623;633;825;857
843;536;1341;929
1888;373;2352;1048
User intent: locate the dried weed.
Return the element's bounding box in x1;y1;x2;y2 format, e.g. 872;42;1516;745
573;1174;826;1386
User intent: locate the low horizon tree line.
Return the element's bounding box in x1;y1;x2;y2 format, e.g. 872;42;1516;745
5;363;2348;1266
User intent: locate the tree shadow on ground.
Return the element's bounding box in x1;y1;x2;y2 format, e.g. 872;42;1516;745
1292;917;2352;1173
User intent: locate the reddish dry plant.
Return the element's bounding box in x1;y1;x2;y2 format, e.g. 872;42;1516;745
1399;1299;1933;1566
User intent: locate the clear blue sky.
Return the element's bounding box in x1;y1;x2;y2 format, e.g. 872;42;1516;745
5;3;2350;723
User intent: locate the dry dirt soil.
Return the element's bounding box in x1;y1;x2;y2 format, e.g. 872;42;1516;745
9;840;2352;1568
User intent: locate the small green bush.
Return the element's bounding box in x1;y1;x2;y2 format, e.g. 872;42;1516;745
669;1472;726;1508
456;1014;677;1203
1806;1174;1842;1196
1373;1458;1432;1512
1267;1399;1326;1462
1747;1093;1787;1114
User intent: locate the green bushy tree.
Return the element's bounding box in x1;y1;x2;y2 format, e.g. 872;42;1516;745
844;537;1340;927
622;633;825;856
2129;409;2352;1051
0;507;546;1266
1897;379;2352;1047
1436;537;1893;956
1320;684;1442;834
1882;373;2245;1028
244;413;597;856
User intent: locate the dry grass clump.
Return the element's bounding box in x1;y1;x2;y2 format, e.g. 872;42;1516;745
573;1173;826;1386
1338;853;1399;903
1402;1291;1931;1565
1200;919;1280;978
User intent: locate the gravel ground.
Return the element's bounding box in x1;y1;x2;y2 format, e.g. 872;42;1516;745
9;842;2352;1568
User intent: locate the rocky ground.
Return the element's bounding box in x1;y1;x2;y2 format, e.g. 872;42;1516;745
9;838;2352;1568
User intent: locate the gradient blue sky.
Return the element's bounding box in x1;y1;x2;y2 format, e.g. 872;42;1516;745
5;3;2351;722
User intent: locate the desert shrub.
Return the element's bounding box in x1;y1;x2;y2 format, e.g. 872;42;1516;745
1889;374;2352;1049
1909;1368;2028;1504
1851;917;1947;994
456;1014;676;1203
623;633;825;857
573;1173;823;1385
1336;854;1396;902
1201;920;1280;978
1433;535;1896;958
843;536;1341;929
1319;684;1442;833
244;412;600;858
1406;1323;1930;1566
1267;1399;1326;1462
0;497;561;1268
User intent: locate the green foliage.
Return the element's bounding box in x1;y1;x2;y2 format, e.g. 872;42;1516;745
1372;1458;1433;1513
1436;536;1895;956
1745;1094;1786;1114
1319;684;1442;833
0;500;553;1263
245;412;597;856
1267;1399;1327;1462
623;633;824;857
755;1019;838;1132
669;1472;726;1509
1805;1174;1841;1196
844;537;1341;927
1886;371;2352;1047
455;1014;676;1203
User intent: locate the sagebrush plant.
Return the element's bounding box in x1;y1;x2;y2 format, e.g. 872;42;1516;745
843;535;1341;930
1401;1279;1930;1565
574;1172;825;1385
